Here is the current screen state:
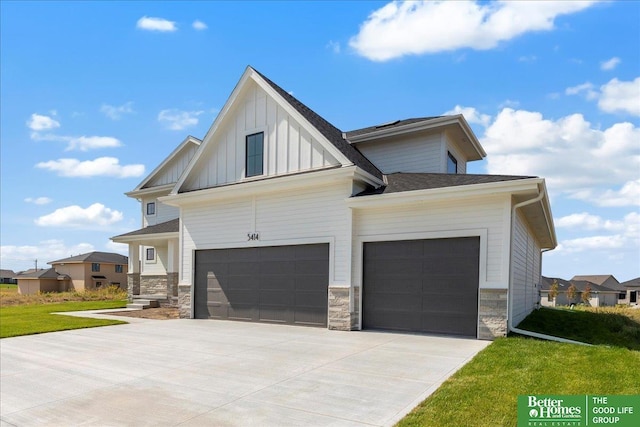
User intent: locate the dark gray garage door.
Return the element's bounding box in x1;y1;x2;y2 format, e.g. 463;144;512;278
363;237;479;337
194;244;329;327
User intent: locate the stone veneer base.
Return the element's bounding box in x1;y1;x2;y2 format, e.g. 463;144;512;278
478;288;508;340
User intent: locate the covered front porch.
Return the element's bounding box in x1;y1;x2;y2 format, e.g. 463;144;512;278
111;219;180;307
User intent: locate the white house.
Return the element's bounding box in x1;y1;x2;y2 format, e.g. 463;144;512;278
112;66;556;340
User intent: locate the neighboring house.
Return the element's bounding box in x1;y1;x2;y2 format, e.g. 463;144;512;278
0;269;17;284
620;277;640;306
571;274;628;305
49;252;128;291
112;66;557;340
15;268;71;295
540;276;618;307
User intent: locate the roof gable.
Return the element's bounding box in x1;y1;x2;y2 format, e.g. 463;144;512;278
174;66;382;194
49;251;128;265
128;136;201;195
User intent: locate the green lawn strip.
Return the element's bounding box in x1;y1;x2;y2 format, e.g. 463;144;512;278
397;337;640;427
517;307;640;350
0;300;128;338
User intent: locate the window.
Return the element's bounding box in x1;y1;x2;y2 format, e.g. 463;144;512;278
146;202;156;216
246;132;264;177
547;294;553;302
115;264;123;273
95;281;102;288
619;292;626;299
146;248;155;261
447;152;458;174
91;263;100;272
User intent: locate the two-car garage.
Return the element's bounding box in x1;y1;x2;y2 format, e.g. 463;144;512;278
193;237;480;337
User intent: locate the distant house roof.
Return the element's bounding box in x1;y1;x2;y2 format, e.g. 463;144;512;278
113;218;179;239
344;117;443;139
355;172;536;196
253;68;383;181
49;251;128;265
0;269;16;277
621;277;640;288
14;268;70;280
570;275;624;291
540;276;618;293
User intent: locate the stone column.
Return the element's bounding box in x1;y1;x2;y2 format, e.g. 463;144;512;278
478;289;508;340
127;243;140;302
178;283;192;318
328;286;353;331
127;273;140;303
167;238;179;297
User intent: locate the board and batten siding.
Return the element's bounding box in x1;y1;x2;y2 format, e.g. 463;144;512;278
352;194;511;289
180;181;353;286
146;143;199;188
182;82;340;192
510;209;542;326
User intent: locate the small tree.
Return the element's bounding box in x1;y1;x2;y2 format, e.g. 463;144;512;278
566;282;578;303
581;285;592;305
549;280;559;301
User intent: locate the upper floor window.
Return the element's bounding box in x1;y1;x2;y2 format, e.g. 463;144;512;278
146;202;156;216
115;264;123;273
91;263;100;272
246;132;264;177
146;248;155;261
447;152;458;174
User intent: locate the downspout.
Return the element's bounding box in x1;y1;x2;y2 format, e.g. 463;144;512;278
507;185;591;346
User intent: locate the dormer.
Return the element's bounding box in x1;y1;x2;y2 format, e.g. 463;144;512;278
345;115;485;175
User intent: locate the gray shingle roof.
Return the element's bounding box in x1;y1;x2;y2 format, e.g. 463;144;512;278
621;277;640;288
540;276;618;293
49;251;128;265
355;172;536;196
345;117;444;139
570;275;624;291
113;218;179;238
0;269;16;277
15;268;70;280
253;69;383;180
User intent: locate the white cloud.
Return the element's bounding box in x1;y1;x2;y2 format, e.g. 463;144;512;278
26;113;60;131
24;197;52;205
481;108;640;201
136;16;177;32
30;132;122;151
600;56;621;71
598;77;640;116
105;240;128;254
1;240;96;271
518;55;537;63
349;0;596;61
444;105;491;127
36;157;145;178
158;109;204;130
573;179;640;207
565;82;598;100
555;212;639;254
100;102;135;120
326;40;341;53
192;20;207;30
36;203;123;228
555;212;625;231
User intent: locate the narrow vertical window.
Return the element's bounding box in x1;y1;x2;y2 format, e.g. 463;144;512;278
246;132;264;177
115;264;123;273
91;263;100;272
146;248;155;261
447;152;458;174
146;202;156;215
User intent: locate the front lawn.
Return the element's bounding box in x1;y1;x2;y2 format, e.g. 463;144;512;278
0;300;127;338
398;307;640;427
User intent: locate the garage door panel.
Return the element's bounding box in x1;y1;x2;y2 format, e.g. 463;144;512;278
194;244;328;327
363;237;479;337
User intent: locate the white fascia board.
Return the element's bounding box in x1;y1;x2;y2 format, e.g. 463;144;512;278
125;183;175;199
250;70;354;168
345;178;544;208
131;136;201;193
161;166;358;207
111;232;178;244
538;180;558;248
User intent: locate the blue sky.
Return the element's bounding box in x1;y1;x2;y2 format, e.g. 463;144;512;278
1;1;638;281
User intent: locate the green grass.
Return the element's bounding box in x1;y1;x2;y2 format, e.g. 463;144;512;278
0;300;127;338
397;307;640;427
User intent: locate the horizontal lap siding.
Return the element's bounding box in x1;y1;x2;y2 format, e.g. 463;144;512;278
353;195;509;287
511;210;542;326
181;181;351;284
357;134;442;174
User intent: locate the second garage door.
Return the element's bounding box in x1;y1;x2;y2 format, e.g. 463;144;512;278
194;244;329;327
363;237;479;337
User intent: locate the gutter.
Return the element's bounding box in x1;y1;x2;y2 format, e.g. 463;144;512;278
507;185;591;346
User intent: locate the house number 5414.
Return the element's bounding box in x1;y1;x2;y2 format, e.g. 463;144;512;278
247;232;260;241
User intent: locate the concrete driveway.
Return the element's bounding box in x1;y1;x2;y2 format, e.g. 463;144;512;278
1;312;489;426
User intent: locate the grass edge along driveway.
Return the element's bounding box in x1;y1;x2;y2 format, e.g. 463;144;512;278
0;300;127;338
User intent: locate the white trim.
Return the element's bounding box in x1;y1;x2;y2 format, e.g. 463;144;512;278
354;228;488;334
112;232;178;244
243;126;268;179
